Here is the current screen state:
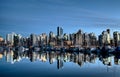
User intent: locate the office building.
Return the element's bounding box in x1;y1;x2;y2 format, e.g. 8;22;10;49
83;33;90;47
0;36;3;42
57;26;63;46
113;31;120;46
14;34;22;46
106;29;111;44
57;26;63;38
49;31;56;46
6;32;16;46
99;29;111;46
39;33;48;46
74;29;83;47
89;33;97;46
30;34;37;46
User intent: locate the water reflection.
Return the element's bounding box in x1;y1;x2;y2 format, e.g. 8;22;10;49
0;50;120;69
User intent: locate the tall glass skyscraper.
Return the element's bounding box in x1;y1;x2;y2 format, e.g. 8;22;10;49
57;26;63;37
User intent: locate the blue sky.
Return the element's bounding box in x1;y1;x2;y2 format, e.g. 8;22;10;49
0;0;120;38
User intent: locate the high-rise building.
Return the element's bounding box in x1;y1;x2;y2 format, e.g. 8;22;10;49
99;29;111;46
89;33;97;46
57;27;63;46
102;31;108;45
69;33;74;45
6;32;16;46
63;33;72;46
57;26;63;37
39;33;48;46
63;33;68;41
20;37;28;47
98;34;103;46
49;31;55;39
13;34;22;46
30;34;37;46
74;29;83;47
83;33;90;47
106;29;111;44
49;31;56;46
14;35;19;46
113;31;120;46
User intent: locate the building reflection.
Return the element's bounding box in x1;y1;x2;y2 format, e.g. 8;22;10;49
0;50;120;69
114;55;120;65
57;59;63;69
6;50;14;64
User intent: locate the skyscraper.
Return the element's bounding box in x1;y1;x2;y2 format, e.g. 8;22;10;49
98;34;103;46
30;34;37;46
49;31;56;46
113;31;120;46
57;26;63;46
106;29;111;44
57;26;63;39
6;32;16;46
99;29;111;46
14;34;19;46
13;34;22;46
74;29;83;47
39;33;48;46
83;33;90;47
89;33;97;46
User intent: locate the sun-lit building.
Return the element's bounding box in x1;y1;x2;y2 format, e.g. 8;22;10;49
0;36;3;42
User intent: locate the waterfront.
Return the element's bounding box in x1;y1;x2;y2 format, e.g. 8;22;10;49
0;49;120;77
1;0;120;76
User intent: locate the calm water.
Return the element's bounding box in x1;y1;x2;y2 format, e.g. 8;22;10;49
0;50;120;77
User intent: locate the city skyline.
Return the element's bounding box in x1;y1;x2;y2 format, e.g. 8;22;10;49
0;26;120;39
1;1;120;77
1;0;120;38
0;26;119;48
